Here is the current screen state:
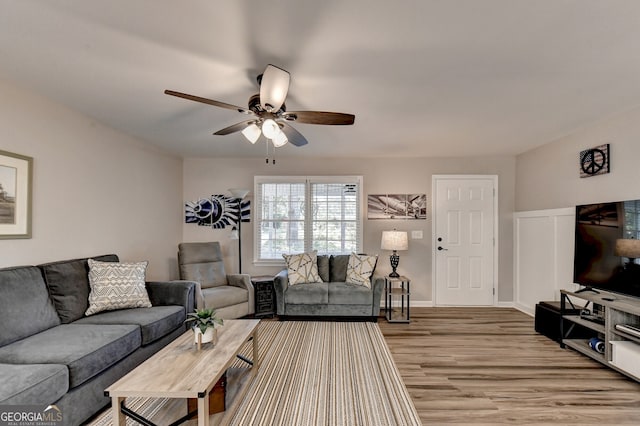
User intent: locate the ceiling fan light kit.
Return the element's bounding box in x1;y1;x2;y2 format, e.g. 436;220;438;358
241;123;261;144
259;64;290;112
261;119;280;139
272;130;289;148
165;64;355;162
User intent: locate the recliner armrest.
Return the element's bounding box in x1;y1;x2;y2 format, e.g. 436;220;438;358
227;274;255;314
146;280;197;318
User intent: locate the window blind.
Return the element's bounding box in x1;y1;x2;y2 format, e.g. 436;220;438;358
254;176;363;263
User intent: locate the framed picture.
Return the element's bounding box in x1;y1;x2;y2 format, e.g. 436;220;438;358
0;150;33;239
579;143;610;178
367;194;427;219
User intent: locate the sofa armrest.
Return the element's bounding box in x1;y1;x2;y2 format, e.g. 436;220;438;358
371;274;385;316
146;280;197;316
227;274;255;315
274;269;288;315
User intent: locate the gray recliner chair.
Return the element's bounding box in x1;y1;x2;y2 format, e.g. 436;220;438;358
178;242;254;319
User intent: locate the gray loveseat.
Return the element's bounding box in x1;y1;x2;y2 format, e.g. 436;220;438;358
274;254;384;320
0;254;196;426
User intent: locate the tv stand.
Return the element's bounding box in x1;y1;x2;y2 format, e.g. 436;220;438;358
561;289;640;382
575;286;600;294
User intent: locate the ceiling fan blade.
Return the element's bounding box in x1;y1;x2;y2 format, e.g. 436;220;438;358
280;123;309;147
282;111;355;125
260;64;290;112
213;120;255;135
164;90;253;115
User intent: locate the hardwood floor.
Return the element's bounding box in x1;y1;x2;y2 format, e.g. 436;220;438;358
379;307;640;425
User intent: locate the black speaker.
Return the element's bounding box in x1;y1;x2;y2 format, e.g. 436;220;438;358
535;301;593;342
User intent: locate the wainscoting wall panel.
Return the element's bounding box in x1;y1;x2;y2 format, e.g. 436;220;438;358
514;208;578;315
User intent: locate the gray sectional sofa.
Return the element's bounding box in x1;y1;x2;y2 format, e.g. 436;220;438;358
0;254;196;426
274;254;384;320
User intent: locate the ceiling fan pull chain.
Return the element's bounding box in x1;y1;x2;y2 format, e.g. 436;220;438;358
265;138;269;164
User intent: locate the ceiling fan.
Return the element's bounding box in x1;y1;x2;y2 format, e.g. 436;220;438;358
165;64;355;149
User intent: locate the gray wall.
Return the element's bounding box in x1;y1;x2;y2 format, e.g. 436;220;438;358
183;155;516;303
516;105;640;211
0;77;184;280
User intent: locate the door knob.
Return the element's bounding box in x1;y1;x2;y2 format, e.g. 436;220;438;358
437;246;448;251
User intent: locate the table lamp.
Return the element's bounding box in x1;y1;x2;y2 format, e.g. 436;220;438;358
381;230;408;278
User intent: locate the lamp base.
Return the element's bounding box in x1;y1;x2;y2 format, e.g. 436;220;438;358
389;252;400;278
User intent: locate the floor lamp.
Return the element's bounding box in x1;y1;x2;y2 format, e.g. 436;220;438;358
229;188;249;274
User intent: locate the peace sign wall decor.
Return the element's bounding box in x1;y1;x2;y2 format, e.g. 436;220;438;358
579;144;610;178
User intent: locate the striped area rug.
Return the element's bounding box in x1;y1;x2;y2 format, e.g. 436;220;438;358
91;321;420;426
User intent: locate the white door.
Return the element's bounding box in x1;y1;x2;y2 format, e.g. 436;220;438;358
433;175;497;305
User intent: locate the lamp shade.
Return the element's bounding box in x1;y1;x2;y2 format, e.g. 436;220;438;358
381;230;409;251
272;129;288;147
228;188;249;200
615;239;640;259
260;64;290;112
241;123;261;144
261;119;280;139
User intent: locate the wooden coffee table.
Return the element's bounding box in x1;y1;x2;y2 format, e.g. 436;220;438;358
106;319;260;426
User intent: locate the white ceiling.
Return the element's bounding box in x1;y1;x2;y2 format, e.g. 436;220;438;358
2;0;640;159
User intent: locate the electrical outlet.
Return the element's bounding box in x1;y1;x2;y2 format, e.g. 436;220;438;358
411;230;423;239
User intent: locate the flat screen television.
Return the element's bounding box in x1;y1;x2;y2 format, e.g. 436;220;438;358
573;199;640;298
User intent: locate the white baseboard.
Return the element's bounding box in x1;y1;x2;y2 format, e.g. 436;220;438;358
381;301;516;308
412;300;433;307
380;300;434;308
513;302;535;317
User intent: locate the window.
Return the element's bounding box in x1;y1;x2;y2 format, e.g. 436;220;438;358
623;200;640;239
254;176;363;263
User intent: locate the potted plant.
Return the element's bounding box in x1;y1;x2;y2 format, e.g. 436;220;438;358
185;308;223;347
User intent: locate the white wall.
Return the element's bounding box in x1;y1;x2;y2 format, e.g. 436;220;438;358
514;105;640;314
0;77;183;280
182;155;516;304
513;208;577;314
516;106;640;211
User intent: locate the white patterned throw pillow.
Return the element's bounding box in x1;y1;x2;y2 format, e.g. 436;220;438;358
85;259;152;316
346;252;378;288
283;251;323;286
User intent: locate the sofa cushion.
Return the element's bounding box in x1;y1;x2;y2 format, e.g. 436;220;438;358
328;282;374;305
39;254;119;323
317;255;330;282
283;251;323;285
0;363;68;405
201;286;248;310
85;260;152;316
0;324;141;388
329;255;350;282
74;305;185;345
346;253;378;288
0;266;61;347
285;283;329;304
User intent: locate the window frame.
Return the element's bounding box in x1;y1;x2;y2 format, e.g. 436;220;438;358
253;175;364;266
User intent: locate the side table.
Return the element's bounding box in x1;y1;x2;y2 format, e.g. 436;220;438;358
251;275;276;318
385;275;410;323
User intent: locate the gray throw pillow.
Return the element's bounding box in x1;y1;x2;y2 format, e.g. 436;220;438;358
0;266;61;346
317;255;330;283
330;255;350;282
40;254;119;323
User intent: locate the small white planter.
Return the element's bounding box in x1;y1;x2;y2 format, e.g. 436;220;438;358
194;327;218;348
